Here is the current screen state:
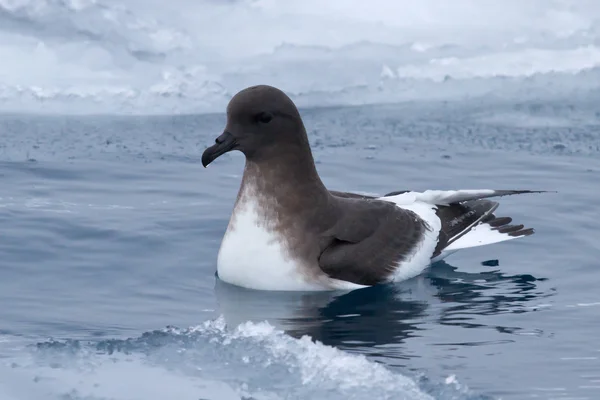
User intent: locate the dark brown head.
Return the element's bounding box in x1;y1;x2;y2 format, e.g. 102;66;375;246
201;85;311;167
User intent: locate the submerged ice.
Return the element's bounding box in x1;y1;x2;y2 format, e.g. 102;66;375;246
1;0;600;114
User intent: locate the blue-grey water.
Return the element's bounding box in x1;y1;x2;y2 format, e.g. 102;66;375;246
1;100;599;400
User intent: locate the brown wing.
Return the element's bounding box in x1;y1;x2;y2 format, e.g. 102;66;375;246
318;199;429;286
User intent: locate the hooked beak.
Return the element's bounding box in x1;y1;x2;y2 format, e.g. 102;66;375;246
201;131;238;167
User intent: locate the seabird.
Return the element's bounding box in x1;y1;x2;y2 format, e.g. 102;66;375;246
201;85;545;291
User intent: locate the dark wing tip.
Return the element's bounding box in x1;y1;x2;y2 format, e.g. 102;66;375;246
487;216;512;227
486;215;536;238
495;224;525;234
493;189;556;197
509;227;535;237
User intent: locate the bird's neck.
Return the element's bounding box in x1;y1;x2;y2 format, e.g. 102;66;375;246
238;148;331;213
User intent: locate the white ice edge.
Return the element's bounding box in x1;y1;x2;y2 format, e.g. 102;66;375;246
2;0;600;114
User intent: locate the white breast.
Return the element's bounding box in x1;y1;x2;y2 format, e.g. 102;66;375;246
217;193;360;291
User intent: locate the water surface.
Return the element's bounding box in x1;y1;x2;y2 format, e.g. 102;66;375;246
1;100;599;399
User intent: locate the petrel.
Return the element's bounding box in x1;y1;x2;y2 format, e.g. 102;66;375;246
201;85;544;291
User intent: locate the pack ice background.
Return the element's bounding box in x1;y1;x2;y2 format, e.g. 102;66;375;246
2;0;600;115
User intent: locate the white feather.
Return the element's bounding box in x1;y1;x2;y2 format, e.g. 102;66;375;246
386;189;497;205
444;223;524;251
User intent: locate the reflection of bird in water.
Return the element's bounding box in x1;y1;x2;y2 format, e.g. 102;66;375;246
432;261;552;314
214;259;553;356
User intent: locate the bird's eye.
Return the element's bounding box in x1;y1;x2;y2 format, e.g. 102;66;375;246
256;112;273;124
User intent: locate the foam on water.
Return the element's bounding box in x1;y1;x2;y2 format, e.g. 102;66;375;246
0;317;486;400
1;0;600;114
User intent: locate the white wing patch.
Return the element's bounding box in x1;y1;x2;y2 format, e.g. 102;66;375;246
386;189;544;206
411;189;496;205
444;223;524;251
